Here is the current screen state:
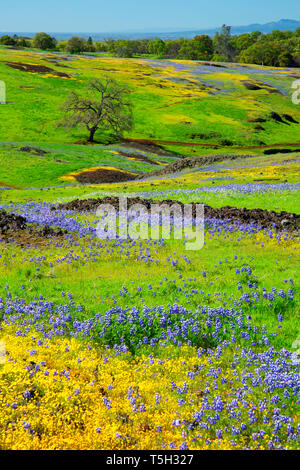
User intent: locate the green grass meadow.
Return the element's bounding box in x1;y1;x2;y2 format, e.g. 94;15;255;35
0;47;299;451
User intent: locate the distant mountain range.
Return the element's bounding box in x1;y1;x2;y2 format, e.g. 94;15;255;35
1;19;300;41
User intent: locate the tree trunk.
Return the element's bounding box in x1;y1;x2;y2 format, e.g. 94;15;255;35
87;126;97;142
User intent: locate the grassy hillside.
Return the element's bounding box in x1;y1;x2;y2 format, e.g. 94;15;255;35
0;48;300;155
0;142;176;188
0;47;299;451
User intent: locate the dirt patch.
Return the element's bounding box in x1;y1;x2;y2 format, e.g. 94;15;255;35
94;68;119;72
0;210;68;246
263;148;300;155
19;146;48;156
269;112;288;124
74;168;139;184
0;181;19;190
4;61;70;78
157;100;186;110
282;114;298;124
247;118;267;123
53;157;71;164
121;137;300;151
200;62;227;68
117;150;165;165
243;81;265;91
253;178;281;182
249;113;298;126
44;59;71;69
242;80;281;94
190;132;222;140
53;197;300;232
122;139;182;157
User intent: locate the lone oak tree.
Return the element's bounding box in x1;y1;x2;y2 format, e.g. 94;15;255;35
58;78;133;143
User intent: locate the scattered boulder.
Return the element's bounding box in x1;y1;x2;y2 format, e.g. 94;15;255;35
0;211;26;234
138;154;257;179
0;210;68;245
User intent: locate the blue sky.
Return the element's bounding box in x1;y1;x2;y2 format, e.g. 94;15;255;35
0;0;299;32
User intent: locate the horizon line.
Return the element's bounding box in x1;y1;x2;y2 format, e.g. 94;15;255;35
1;18;299;36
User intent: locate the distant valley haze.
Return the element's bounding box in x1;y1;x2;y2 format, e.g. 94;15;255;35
1;19;300;41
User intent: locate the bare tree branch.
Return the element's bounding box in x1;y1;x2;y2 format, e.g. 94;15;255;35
57;77;133;142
